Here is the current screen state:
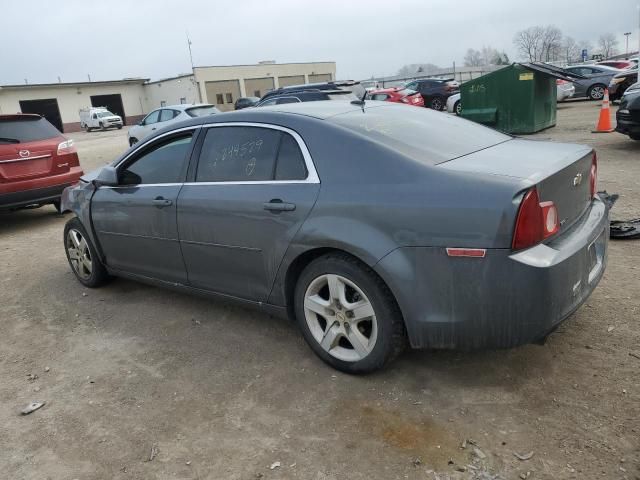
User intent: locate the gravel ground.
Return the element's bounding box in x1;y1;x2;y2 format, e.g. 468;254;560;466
1;101;638;480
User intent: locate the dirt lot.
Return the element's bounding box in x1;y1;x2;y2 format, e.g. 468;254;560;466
1;102;638;480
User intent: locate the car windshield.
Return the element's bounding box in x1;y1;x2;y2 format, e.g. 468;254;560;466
185;106;218;117
0;117;60;143
97;111;115;117
329;104;510;164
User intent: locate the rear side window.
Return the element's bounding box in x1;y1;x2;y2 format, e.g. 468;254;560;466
196;127;281;182
196;127;308;182
159;109;174;122
0;117;60;143
120;134;193;185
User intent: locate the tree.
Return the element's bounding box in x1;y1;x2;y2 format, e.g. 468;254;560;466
514;26;544;61
562;36;579;64
464;48;483;67
598;33;619;59
514;25;563;62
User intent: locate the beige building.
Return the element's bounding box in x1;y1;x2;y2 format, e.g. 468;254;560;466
0;60;337;131
0;79;148;132
194;61;336;111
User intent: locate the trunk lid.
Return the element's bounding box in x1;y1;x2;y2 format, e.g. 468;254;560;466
439;138;594;234
0;115;68;183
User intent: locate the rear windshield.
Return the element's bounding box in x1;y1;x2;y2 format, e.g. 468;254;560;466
328;105;510;164
0;117;60;144
186;106;218;117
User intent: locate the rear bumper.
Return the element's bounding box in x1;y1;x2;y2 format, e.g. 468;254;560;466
0;168;83;210
375;198;609;349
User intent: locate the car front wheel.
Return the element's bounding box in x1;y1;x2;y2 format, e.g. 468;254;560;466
64;217;110;288
294;253;405;373
588;84;606;100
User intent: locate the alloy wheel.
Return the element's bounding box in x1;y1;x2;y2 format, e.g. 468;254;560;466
431;98;443;110
303;274;378;362
591;86;605;100
66;229;93;280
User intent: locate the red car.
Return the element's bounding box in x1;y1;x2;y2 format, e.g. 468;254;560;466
368;87;425;107
1;114;83;212
597;60;634;70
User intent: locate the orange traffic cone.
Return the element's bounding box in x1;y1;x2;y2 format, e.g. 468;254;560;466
592;88;615;133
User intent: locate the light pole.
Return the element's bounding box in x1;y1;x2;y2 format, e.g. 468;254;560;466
624;31;631;56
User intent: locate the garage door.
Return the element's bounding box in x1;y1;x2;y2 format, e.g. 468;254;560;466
18;98;64;132
244;77;275;98
205;80;241;112
91;94;127;125
278;75;305;88
309;73;332;83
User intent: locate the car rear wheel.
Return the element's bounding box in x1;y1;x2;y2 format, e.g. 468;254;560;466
294;253;405;373
588;84;606;100
430;96;445;111
454;100;462;116
630;133;640;141
64;217;110;288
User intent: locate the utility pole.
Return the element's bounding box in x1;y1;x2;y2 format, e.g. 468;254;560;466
624;32;632;56
186;31;195;71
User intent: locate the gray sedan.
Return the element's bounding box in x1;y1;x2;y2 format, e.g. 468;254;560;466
564;65;622;100
61;102;608;373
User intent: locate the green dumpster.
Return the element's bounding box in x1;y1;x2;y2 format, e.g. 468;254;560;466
460;63;576;134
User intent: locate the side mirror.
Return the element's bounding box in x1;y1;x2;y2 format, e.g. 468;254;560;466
93;166;119;187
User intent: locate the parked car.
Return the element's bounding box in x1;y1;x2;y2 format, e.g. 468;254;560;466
615;82;640;140
367;87;424;107
556;79;576;102
597;60;635;70
127;104;219;146
404;78;459;110
255;82;358;107
235;97;260;110
1;114;83;212
61;101;607;373
446;93;461;115
563;65;622;100
608;68;639;101
79;107;123;131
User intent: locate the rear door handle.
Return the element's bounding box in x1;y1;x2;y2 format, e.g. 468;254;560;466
263;199;296;212
152;197;173;208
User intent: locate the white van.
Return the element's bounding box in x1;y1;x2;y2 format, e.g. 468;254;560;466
79;107;123;131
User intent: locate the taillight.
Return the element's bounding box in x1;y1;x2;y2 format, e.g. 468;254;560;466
556;79;569;85
57;139;76;155
590;152;597;198
512;188;559;250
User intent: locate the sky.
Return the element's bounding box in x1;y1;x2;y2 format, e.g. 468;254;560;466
0;0;638;85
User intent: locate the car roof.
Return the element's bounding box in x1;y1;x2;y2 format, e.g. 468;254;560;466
156;103;214;111
370;87;405;93
567;64;621;71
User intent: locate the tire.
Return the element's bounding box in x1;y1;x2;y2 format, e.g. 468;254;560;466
99;122;105;131
52;199;62;213
454;100;462;116
64;217;111;288
294;253;406;374
630;133;640;141
129;137;138;147
430;96;445;111
117;125;122;130
85;124;92;132
587;84;606;101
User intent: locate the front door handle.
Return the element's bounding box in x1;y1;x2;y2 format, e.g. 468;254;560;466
152;197;173;208
263;199;296;212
